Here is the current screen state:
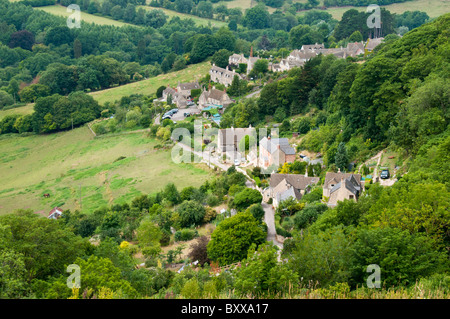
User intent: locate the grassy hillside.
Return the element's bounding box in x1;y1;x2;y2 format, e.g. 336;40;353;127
0;104;34;120
140;5;228;27
89;61;211;104
36;4;134;27
0;126;213;215
296;0;450;19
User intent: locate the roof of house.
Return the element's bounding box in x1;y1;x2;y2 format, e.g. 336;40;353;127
178;81;200;91
365;37;384;51
48;207;63;217
329;175;361;195
324;172;362;188
260;137;296;155
276;186;302;203
201;88;230;102
270;173;319;190
302;43;325;50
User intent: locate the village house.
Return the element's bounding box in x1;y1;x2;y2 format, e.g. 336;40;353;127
209;64;242;87
217;126;256;160
161;86;188;108
259;137;296;169
176;81;201;98
323;172;363;207
228;53;248;66
198;86;233;109
48;207;64;219
264;173;320;207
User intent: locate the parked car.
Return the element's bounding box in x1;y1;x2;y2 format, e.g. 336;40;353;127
234;159;240;166
187;101;195;106
162;115;171;121
380;169;390;179
184;113;191;117
170;108;179;113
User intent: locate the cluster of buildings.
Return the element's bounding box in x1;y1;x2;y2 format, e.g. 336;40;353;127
263;171;363;208
209;38;385;86
274;38;384;72
215;126;363;208
156;81;234;121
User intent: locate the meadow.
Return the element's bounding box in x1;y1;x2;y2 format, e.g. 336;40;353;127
88;61;211;105
0;126;214;216
140;4;228;27
0;104;34;120
296;0;450;19
36;4;133;27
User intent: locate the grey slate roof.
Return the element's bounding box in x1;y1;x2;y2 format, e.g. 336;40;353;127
260;137;295;155
269;173;319;190
276;187;302;203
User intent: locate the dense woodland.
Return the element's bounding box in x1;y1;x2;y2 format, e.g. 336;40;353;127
0;0;449;299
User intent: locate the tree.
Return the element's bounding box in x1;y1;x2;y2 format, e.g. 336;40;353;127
136;216;162;257
0;210;88;281
0;90;13;109
249;59;268;78
288;225;352;287
72;255;137;297
156;85;166;98
0;249;27;298
243;5;270;29
207;212;266;265
234;243;298;297
348;30;363;42
45;26;73;46
246;203;265;221
177;200;206;228
211;49;232;69
188;236;210;266
232;188;263;211
350;227;448;288
8;30;34;51
162;182;181;205
335;142;348;172
293;202;328;230
73;38;82;59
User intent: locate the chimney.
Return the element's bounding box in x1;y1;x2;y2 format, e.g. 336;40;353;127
250;46;253;58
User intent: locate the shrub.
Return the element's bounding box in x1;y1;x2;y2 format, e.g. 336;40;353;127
276;225;292;238
206;194;220;207
203;207;217;223
174;229;199;242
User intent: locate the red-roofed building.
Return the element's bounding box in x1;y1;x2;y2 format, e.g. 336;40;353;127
48;207;63;219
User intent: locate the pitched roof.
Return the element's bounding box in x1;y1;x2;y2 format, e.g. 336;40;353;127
324;172;361;189
178;81;200;91
276;187;302;203
260;137;295;155
270;173;319;190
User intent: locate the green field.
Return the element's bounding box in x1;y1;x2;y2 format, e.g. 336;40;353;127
36;5;133;27
140;5;228;27
0;104;34;120
0;126;213;216
89;61;211;105
296;0;450;19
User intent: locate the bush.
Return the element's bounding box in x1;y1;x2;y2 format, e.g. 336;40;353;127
174;229;199;242
276;225;292;238
206;194;220;207
203;207;217;223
